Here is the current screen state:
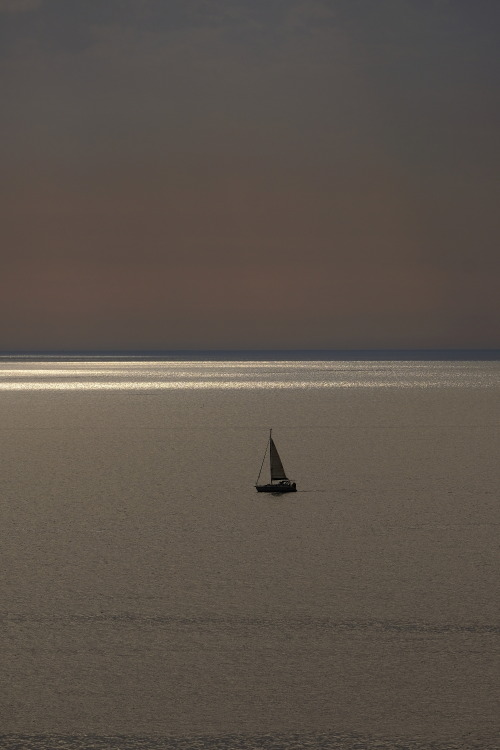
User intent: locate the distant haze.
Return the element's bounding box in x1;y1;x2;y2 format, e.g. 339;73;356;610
1;0;499;350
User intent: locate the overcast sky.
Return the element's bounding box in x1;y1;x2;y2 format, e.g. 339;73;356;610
1;0;499;350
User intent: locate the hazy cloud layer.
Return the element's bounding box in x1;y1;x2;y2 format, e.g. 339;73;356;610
0;0;41;12
1;0;499;349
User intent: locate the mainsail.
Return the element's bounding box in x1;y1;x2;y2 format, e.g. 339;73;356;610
269;436;288;481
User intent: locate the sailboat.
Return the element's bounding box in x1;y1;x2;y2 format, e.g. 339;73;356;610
255;429;297;493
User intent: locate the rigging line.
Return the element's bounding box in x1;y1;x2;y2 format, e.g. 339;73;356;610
256;429;270;484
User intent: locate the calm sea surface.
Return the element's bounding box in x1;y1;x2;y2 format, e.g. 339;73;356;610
0;359;499;749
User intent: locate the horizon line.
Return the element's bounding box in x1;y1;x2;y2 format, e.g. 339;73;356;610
1;348;500;361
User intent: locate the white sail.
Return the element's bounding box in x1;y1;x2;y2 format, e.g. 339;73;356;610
269;437;288;481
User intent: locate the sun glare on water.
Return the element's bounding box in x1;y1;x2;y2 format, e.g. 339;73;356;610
0;360;497;390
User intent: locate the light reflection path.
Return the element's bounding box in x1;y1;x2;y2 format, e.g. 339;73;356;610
0;360;498;390
0;379;417;391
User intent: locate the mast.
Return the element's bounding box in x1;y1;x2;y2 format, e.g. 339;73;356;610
255;429;271;485
269;428;272;480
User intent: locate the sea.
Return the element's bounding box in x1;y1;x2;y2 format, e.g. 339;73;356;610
0;353;499;750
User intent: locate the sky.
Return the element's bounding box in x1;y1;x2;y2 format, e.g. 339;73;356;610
1;0;499;351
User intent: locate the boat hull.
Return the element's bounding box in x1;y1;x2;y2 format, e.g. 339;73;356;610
256;483;297;493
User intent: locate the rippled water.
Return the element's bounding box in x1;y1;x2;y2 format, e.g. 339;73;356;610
0;732;496;750
1;359;498;749
0;358;499;390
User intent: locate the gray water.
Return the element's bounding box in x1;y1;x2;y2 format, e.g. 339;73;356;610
1;360;499;749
